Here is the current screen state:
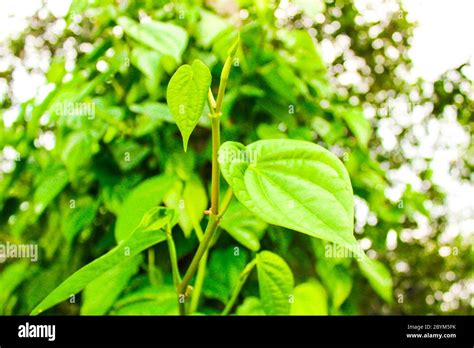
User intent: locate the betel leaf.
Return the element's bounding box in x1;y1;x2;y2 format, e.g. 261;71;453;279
358;258;393;303
117;17;188;63
218;139;360;254
220;200;267;251
166;59;211;151
80;254;142;315
256;251;294;315
290;280;328;315
31;207;174;315
115;174;176;242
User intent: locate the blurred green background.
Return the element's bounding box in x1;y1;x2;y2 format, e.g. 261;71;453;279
0;0;472;315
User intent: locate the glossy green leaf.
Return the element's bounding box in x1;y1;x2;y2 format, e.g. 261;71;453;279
166;59;212;151
118;17;187;63
80;254;142;315
290;280;328;315
31;207;173;315
220;200;267;251
115;174;176;242
358;258;393;303
256;251;294;315
218;139;360;255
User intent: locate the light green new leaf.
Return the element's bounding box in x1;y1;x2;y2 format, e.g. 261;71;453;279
166;60;211;151
80;254;142;315
358;258;393;303
218;139;360;255
256;251;294;315
115;174;176;242
291;280;328;315
118;17;187;63
220;200;267;251
31;207;174;315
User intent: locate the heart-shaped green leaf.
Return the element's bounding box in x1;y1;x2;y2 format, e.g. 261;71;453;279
256;251;294;315
166;59;211;151
218;139;359;254
220;200;267;251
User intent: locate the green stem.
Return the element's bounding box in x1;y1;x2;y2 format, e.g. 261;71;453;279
222;258;257;315
208;88;217;110
177;54;235;315
215;55;232;114
147;248;158;286
210;115;220;215
189;189;233;313
166;223;182;304
219;188;234;215
189;250;208;314
177;215;218;303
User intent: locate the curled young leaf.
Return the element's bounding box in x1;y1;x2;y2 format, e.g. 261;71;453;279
166;59;211;151
218;139;360;255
